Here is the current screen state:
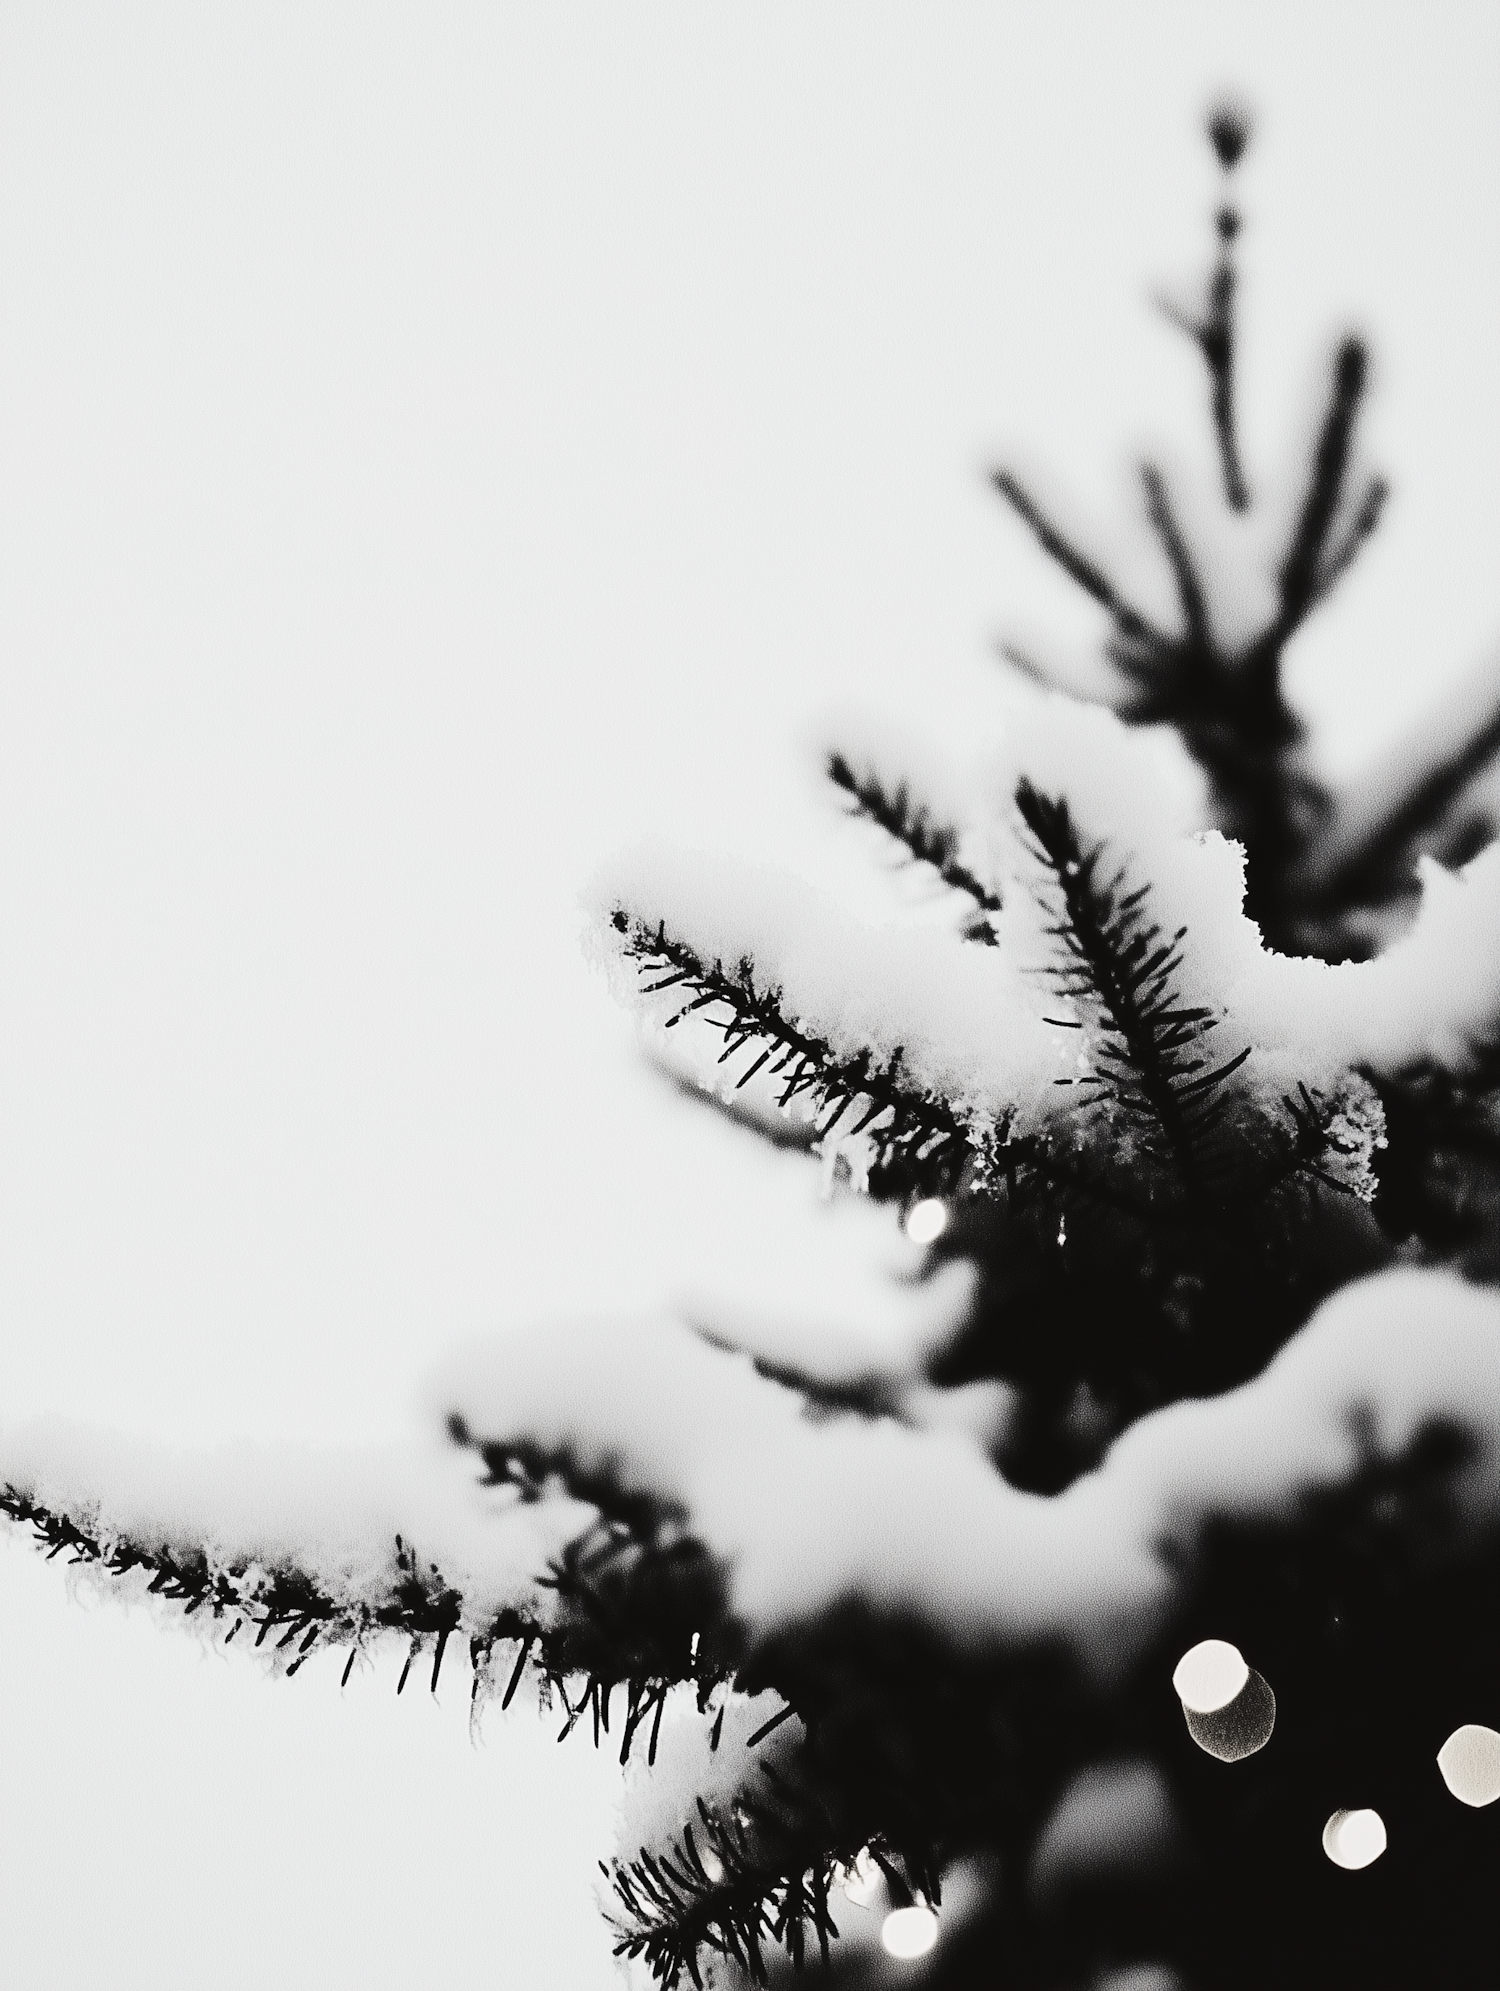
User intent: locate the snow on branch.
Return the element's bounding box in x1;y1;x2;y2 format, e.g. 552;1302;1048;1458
438;1271;1500;1682
605;908;974;1190
437;1314;1154;1665
0;1419;658;1705
588;846;1064;1156
438;1274;1498;1680
1230;842;1500;1080
592;705;1400;1210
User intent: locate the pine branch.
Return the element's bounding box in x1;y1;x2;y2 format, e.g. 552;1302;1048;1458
3;1454;730;1754
1157;105;1254;510
989;109;1406;960
990;470;1161;645
609;1743;910;1991
992;446;1326;954
1271;337;1371;642
447;1419;738;1741
826;752;1002;932
0;1481;465;1687
1202;219;1249;513
1310;474;1389;607
608;909;975;1181
644;1042;822;1153
608;1809;844;1990
1160;246;1247;515
1014;780;1250;1195
1312;666;1500;906
1140;461;1212;650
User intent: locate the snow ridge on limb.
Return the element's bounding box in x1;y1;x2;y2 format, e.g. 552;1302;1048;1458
603;902;975;1190
591;707;1386;1222
0;1420;734;1735
0;1428;577;1691
587;846;1068;1193
1228;842;1500;1083
436;1315;1161;1666
435;1274;1500;1676
443;1271;1500;1988
0;1476;467;1690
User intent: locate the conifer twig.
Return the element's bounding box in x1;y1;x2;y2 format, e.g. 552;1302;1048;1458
1158;101;1253;511
991;102;1407;958
608;1812;843;1989
1014;780;1250;1194
0;1482;465;1685
1310;474;1389;607
1139;461;1212;650
826;751;1002;929
1272;337;1372;642
2;1461;729;1749
609;908;975;1181
991;471;1161;644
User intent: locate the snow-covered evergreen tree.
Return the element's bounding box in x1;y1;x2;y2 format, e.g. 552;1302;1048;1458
6;104;1500;1991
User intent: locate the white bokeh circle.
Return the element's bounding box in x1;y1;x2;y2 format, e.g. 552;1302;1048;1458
904;1198;948;1245
1322;1809;1386;1870
1436;1724;1500;1807
1171;1639;1249;1714
881;1905;939;1960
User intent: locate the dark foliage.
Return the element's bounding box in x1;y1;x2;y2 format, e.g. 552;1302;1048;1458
584;106;1500;1991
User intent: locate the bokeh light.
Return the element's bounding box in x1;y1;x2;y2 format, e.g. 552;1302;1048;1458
1322;1809;1386;1870
904;1198;948;1245
1436;1724;1500;1807
881;1905;939;1959
1171;1639;1249;1714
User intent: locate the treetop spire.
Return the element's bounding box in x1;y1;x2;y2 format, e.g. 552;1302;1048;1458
1207;98;1253;173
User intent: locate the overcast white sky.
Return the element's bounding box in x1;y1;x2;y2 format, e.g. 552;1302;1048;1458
0;7;1496;1986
